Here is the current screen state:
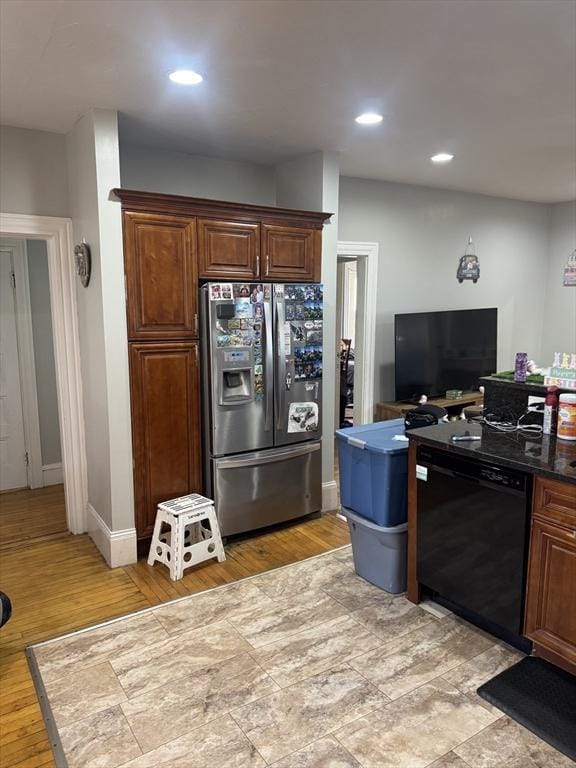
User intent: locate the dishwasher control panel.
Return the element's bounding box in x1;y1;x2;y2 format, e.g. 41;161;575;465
478;467;525;490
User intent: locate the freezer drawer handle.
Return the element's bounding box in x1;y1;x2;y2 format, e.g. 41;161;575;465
216;443;320;469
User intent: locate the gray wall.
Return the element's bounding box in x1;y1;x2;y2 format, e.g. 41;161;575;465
541;201;576;363
119;143;276;206
338;177;551;403
26;240;61;466
0;126;69;216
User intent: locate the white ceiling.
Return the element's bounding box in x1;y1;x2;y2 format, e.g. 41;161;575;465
1;0;575;202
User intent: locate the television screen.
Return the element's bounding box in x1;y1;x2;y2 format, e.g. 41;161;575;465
394;308;497;402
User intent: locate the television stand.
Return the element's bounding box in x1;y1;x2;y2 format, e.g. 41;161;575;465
375;392;483;422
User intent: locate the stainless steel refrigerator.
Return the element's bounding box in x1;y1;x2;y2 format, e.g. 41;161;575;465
200;281;323;536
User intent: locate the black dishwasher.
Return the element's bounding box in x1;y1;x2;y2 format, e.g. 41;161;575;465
417;445;532;648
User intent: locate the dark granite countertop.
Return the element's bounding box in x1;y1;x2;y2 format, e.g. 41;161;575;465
408;421;576;485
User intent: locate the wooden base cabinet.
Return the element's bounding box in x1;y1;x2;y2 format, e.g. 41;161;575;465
129;342;202;540
524;477;576;672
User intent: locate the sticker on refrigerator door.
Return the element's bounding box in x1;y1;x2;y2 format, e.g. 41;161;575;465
254;373;264;400
253;303;264;320
291;324;305;342
234;284;252;298
283;323;292;356
306;329;322;344
416;464;428;482
288;402;319;433
210;283;232;301
264;285;271;300
234;298;253;318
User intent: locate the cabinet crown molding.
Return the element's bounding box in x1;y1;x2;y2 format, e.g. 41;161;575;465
111;188;332;228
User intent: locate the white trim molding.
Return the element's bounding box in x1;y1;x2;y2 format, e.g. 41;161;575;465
87;503;137;568
337;241;379;425
41;463;64;486
0;213;88;535
322;480;339;513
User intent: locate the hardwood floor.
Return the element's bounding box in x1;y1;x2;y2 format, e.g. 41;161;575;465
0;512;349;767
0;486;67;551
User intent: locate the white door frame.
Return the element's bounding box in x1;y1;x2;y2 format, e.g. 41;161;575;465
0;213;88;534
336;241;379;424
0;238;43;487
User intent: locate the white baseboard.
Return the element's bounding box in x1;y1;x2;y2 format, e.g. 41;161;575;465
87;503;137;568
322;480;339;512
42;463;64;486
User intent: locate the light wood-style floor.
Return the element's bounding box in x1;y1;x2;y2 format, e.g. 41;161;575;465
0;485;67;551
0;510;349;767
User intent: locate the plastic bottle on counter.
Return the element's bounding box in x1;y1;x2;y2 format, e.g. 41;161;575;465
514;352;528;383
557;393;576;441
543;386;559;435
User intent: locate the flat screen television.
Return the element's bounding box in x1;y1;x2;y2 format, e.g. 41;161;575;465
394;308;497;402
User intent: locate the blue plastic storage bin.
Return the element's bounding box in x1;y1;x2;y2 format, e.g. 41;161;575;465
343;507;407;594
335;419;409;526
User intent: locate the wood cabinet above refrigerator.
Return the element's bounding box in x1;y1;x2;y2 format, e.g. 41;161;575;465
113;188;331;285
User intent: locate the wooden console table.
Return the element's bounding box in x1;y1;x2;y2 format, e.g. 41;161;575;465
375;392;483;422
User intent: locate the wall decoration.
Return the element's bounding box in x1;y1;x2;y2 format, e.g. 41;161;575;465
457;236;480;284
563;249;576;286
74;242;91;287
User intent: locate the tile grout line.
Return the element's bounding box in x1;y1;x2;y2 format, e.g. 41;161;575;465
227;708;271;766
27;544;352;651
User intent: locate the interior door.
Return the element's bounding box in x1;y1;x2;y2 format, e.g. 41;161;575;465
0;251;28;490
274;284;323;446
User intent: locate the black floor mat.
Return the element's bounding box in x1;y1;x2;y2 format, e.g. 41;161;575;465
477;656;576;762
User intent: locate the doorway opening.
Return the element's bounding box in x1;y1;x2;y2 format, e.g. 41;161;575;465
0;237;68;549
334;241;379;501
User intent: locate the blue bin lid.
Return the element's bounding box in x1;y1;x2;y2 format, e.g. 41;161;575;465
335;419;409;454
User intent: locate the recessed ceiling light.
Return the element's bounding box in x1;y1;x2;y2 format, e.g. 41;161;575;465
431;152;454;163
355;112;383;125
168;69;203;85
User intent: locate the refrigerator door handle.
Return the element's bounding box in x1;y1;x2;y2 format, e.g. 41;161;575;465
263;297;273;432
276;293;287;431
216;442;320;469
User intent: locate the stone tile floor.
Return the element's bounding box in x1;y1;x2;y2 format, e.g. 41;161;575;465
30;546;573;768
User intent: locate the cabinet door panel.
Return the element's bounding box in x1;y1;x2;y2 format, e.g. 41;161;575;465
198;219;259;279
129;342;202;540
524;518;576;664
262;225;320;282
124;213;197;339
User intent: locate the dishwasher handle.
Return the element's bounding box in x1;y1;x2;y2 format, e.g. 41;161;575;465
420;461;528;497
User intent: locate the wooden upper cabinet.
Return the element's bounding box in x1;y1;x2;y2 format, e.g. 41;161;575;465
129;341;202;540
198;219;260;279
262;224;321;282
124;212;197;339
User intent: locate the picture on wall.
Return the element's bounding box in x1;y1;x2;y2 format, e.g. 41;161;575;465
457;236;480;284
563;250;576;286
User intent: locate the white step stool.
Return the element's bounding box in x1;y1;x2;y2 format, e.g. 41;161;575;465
147;494;226;581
